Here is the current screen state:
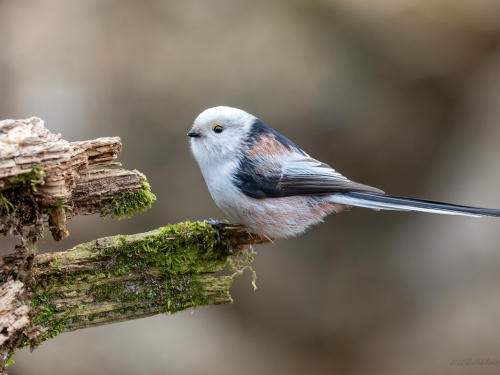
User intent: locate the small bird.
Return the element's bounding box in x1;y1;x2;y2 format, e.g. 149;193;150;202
188;106;500;239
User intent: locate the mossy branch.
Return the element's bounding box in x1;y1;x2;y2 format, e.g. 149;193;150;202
0;221;268;368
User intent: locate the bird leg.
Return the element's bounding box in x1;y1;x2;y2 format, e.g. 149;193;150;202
205;218;244;244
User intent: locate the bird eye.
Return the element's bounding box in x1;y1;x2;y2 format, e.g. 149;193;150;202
212;124;223;133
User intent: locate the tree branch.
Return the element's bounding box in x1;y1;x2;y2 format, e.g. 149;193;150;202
0;222;266;349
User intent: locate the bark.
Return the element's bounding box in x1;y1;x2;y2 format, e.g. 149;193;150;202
0;117;154;241
0;281;30;347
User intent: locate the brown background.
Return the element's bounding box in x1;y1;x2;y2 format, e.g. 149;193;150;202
1;1;500;374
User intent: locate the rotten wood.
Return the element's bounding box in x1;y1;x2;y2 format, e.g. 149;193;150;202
0;118;153;241
0;281;30;347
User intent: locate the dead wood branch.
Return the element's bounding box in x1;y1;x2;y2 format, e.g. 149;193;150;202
0;117;155;241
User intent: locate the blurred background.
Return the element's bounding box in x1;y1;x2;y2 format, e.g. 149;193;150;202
1;0;500;374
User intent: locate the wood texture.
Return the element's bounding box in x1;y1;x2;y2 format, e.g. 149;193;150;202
0;281;30;347
0;118;150;241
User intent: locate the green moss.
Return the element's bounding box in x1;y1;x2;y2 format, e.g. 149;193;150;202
87;311;111;322
46;199;69;216
2;351;16;369
0;167;44;216
37;309;70;342
28;221;237;347
71;316;84;324
0;165;45;193
0;166;45;242
0;193;15;215
29;284;72;345
161;274;209;313
96;221;225;276
86;221;229;313
101;170;156;220
14;166;45;192
28;281;81;346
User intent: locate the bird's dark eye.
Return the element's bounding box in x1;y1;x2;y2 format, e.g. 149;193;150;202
212;124;223;133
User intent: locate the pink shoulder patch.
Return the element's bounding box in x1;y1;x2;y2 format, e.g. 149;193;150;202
247;134;292;158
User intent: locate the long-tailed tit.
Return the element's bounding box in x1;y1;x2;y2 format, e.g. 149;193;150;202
188;106;500;239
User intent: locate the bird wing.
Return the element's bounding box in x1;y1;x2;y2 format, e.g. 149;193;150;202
234;153;383;199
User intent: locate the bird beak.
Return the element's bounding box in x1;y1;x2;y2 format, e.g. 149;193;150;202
187;128;201;138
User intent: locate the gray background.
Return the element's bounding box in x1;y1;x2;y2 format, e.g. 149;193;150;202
1;1;500;374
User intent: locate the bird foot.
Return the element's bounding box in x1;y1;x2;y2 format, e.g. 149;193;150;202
205;218;244;244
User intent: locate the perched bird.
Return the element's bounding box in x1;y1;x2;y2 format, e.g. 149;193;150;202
188;106;500;239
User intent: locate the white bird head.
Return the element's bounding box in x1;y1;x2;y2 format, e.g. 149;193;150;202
188;106;256;164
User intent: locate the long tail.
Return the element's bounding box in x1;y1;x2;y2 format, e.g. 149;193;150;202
331;192;500;218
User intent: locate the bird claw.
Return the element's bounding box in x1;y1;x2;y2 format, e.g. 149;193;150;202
205;218;244;244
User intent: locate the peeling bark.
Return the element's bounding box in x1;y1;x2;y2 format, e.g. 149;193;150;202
0;281;30;347
0;118;155;241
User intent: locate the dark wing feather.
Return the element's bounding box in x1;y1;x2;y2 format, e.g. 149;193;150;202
234;155;383;199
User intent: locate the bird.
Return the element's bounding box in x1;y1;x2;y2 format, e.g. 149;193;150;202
188;106;500;240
